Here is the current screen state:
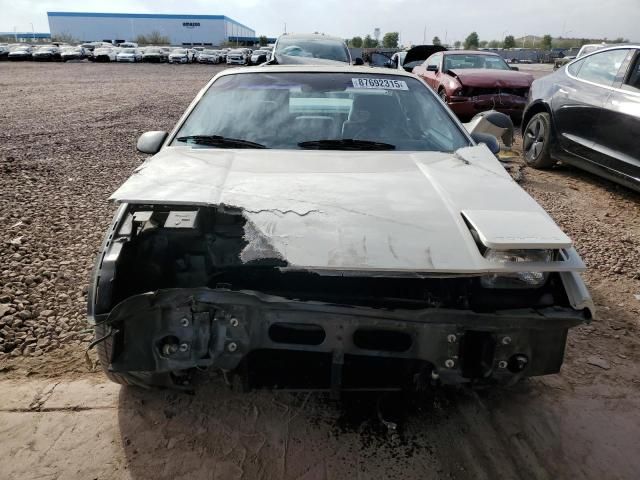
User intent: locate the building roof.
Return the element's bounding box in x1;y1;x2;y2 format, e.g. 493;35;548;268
0;32;51;39
47;11;253;32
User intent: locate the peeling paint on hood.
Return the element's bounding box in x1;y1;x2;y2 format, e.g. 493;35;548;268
110;145;582;274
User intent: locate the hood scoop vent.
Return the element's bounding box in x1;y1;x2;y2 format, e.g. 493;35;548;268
461;210;572;249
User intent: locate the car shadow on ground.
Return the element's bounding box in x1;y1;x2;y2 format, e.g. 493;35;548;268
545;163;640;199
115;374;605;480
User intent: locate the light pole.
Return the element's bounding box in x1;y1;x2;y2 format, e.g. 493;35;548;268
30;23;35;42
502;30;507;48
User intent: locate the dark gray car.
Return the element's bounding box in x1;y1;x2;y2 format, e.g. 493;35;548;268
522;45;640;192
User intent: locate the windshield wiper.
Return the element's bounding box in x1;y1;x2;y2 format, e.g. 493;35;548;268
298;139;396;150
176;135;267;149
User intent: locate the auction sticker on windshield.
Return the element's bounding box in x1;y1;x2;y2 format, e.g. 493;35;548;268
351;78;409;90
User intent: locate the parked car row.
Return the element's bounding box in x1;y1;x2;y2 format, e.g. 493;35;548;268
0;42;271;65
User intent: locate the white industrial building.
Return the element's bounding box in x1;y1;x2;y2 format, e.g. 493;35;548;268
47;12;256;46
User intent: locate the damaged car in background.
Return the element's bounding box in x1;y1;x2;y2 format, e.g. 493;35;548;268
88;66;594;392
413;50;534;121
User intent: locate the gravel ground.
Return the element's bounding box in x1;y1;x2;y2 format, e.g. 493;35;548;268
0;62;219;362
1;62;639;479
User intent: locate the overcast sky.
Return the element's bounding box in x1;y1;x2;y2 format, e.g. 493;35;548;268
1;0;638;44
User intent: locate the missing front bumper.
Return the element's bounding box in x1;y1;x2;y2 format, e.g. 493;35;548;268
96;288;586;387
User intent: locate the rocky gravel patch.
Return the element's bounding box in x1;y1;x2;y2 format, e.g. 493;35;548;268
0;62;223;361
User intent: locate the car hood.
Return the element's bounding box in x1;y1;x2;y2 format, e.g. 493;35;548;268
403;45;447;65
447;69;533;88
110;146;580;274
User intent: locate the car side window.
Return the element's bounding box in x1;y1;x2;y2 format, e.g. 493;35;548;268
623;54;640;91
426;53;441;70
574;49;629;87
567;59;584;76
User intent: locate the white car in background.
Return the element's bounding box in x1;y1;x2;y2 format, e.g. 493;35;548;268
60;46;86;61
226;48;249;65
7;45;34;61
270;33;353;65
32;45;61;61
93;47;119;62
197;49;222;64
116;48;143;63
168;48;195;64
250;49;271;65
0;43;9;60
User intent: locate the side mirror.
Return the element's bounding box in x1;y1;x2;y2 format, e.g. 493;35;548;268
464;110;514;148
470;133;500;155
426;64;438;72
137;131;168;154
354;57;364;66
510;65;519;71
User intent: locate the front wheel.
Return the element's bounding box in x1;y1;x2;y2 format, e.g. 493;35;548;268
522;112;556;169
439;89;448;103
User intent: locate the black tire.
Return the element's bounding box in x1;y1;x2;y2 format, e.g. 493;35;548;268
94;322;164;388
439;88;448;103
522;112;556;169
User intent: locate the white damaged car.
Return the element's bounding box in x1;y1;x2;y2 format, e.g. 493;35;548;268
88;66;594;391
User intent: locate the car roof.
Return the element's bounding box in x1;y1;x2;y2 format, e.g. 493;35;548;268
573;44;640;57
278;33;345;42
444;50;500;56
217;65;418;78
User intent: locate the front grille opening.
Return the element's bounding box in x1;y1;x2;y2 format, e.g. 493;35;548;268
342;355;430;390
245;350;331;389
268;323;326;345
353;329;412;352
460;331;497;379
242;350;431;391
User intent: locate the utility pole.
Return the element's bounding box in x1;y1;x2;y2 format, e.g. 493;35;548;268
423;25;426;44
30;23;34;42
284;23;287;34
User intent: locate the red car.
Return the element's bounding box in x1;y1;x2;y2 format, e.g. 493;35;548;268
413;51;534;121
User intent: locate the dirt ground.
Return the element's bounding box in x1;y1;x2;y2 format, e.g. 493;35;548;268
0;62;639;480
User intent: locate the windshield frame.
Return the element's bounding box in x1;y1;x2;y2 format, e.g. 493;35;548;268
166;69;473;152
444;53;512;71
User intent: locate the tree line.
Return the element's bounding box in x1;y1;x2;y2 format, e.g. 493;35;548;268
348;32;400;49
348;31;630;50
